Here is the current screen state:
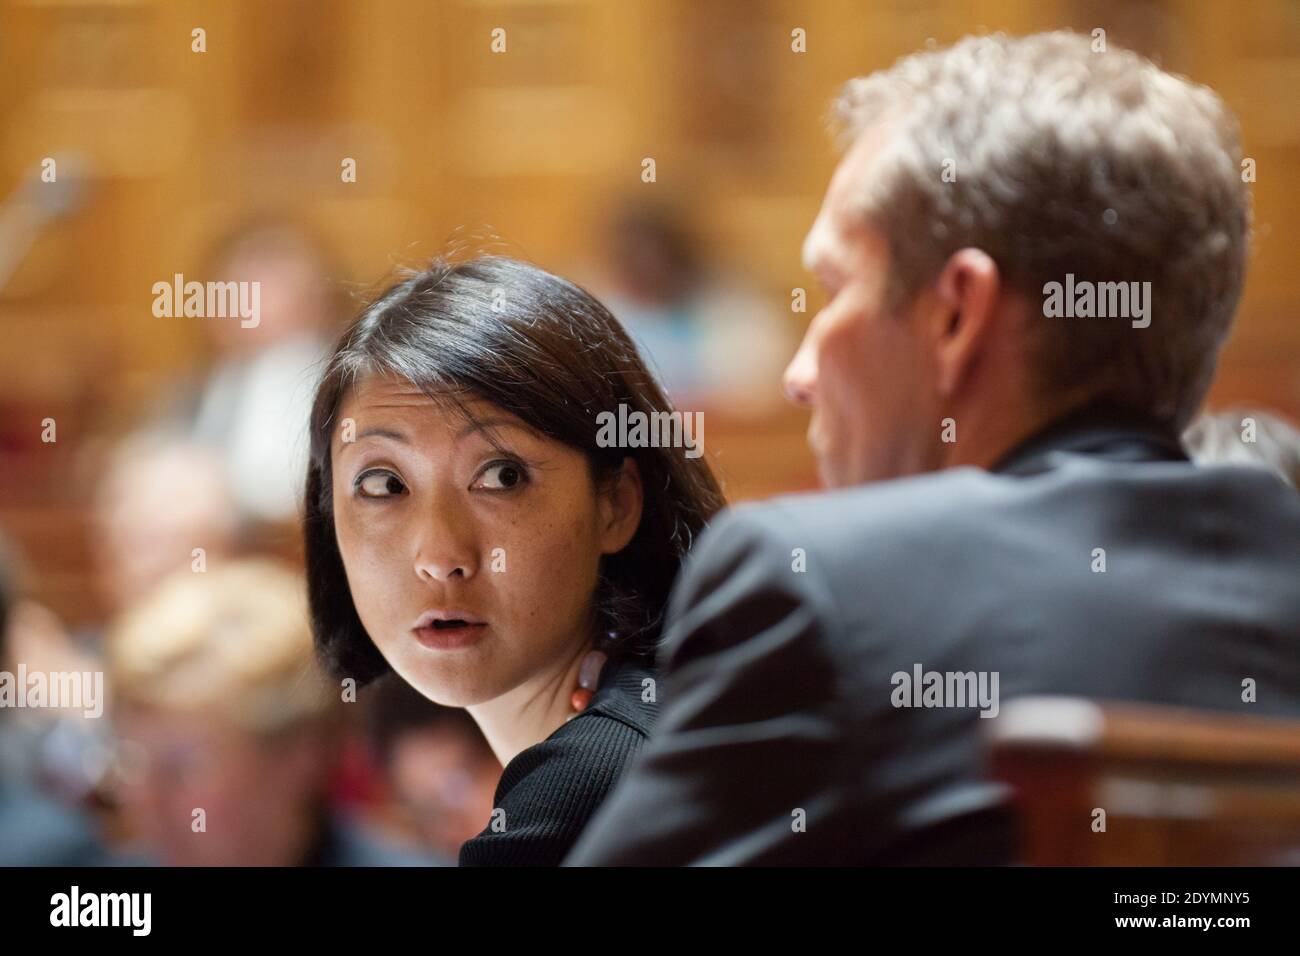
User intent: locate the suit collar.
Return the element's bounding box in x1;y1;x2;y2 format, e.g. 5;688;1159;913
990;402;1188;477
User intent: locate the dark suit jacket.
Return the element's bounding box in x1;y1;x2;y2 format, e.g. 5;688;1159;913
565;406;1300;865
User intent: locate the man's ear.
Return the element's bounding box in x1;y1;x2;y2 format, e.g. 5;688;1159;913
598;457;644;555
932;248;1001;398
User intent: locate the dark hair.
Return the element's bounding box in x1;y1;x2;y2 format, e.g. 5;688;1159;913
304;256;725;686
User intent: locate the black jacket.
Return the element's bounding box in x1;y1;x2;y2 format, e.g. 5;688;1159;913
566;406;1300;865
459;654;657;865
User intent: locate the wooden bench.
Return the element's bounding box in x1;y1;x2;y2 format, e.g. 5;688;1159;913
987;696;1300;865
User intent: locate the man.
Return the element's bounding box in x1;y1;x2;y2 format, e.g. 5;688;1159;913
565;31;1300;865
109;561;438;866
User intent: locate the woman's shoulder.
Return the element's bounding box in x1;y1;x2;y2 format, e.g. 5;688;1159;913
457;657;659;866
581;654;659;737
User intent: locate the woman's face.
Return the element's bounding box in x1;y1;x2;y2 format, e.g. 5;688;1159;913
330;374;641;706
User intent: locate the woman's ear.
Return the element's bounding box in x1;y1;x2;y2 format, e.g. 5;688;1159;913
598;457;644;555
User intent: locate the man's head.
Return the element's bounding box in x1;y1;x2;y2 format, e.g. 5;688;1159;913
785;31;1251;487
109;560;340;866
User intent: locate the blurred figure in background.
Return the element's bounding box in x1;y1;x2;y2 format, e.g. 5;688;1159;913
106;560;435;866
9;434;248;810
1184;407;1300;490
91;436;239;616
592;198;791;414
148;216;340;528
365;676;499;862
0;533;109;865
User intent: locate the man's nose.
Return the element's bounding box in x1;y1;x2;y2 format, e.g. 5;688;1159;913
783;336;818;407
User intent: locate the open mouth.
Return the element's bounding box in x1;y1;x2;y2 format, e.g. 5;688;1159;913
412;609;487;629
411;611;488;650
430;619;470;630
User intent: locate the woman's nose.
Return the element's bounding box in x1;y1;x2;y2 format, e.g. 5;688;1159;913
413;502;479;583
414;540;478;582
415;556;473;583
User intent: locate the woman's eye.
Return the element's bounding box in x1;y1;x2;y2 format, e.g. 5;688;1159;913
475;461;527;491
356;470;407;498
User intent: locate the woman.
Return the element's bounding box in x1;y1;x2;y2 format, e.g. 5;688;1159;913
303;256;725;865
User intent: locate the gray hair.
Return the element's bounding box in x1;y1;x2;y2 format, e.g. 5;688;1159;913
831;31;1251;427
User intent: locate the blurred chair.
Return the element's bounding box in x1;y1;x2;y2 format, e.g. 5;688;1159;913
988;696;1300;865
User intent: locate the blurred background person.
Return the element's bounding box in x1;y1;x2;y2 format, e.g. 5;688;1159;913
0;532;109;865
364;676;499;862
106;559;436;866
142;217;342;530
588;197;792;415
7;434;248;813
91;435;240;618
1184;407;1300;489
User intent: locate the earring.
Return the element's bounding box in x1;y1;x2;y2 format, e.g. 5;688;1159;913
569;632;615;713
